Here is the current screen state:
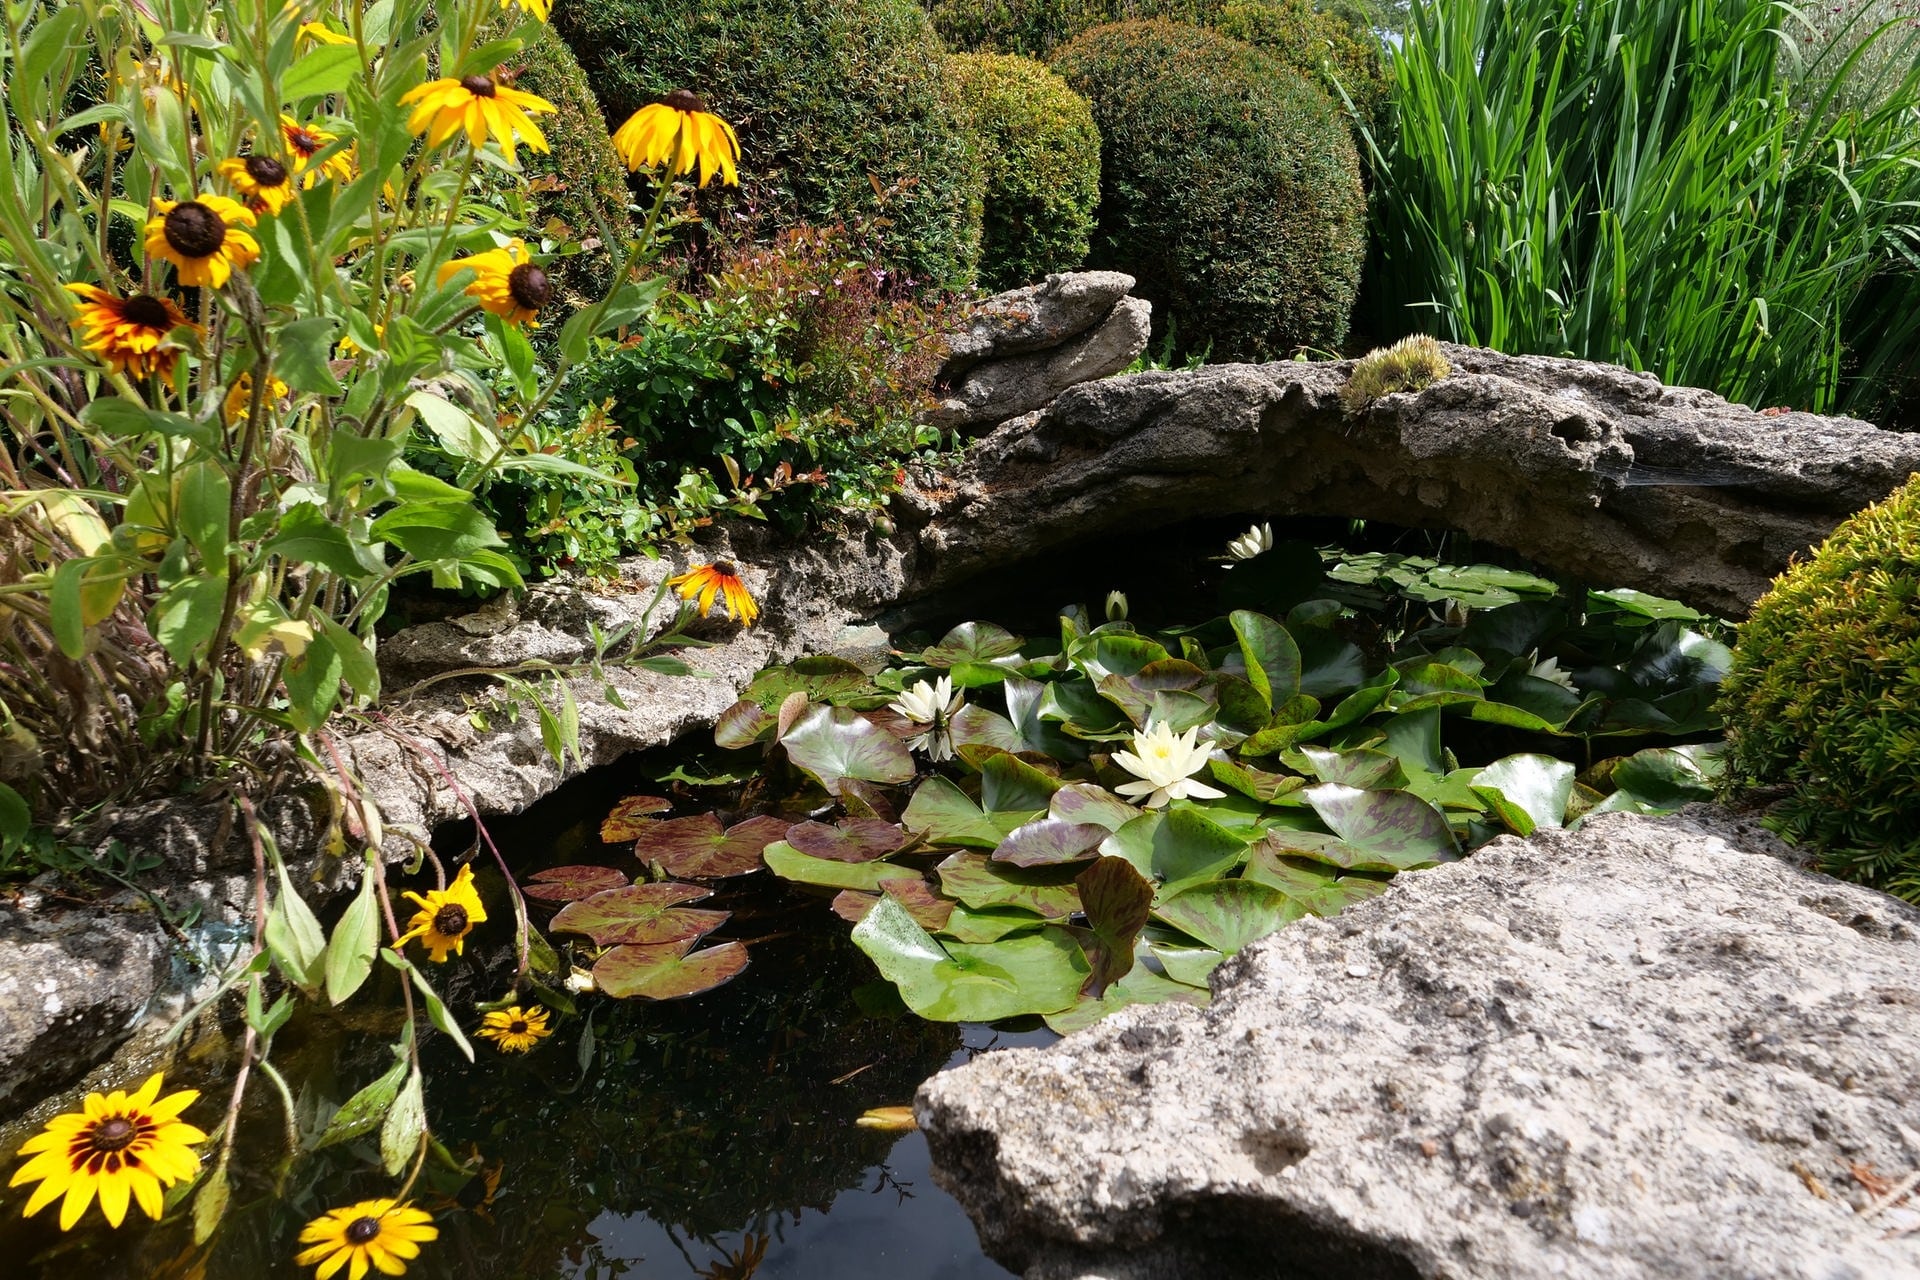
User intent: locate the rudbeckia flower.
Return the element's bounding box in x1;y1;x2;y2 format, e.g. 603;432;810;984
1111;720;1225;809
393;864;487;963
667;561;758;626
399;73;555;164
280;116;355;187
1226;521;1273;561
296;1199;438;1279
500;0;551;20
143;195;259;289
223;372;291;426
476;1005;552;1052
8;1072;207;1230
889;675;963;762
296;20;354;46
436;238;550;326
611;90;739;187
216;153;296;216
63;284;198;380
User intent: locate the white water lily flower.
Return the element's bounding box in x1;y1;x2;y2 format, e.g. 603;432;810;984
1227;521;1273;561
1111;720;1226;809
1528;653;1578;692
1105;590;1129;621
889;675;963;762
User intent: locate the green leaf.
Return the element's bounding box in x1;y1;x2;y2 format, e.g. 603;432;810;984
0;783;29;855
314;1054;409;1149
281;629;345;733
921;621;1023;667
902;775;1030;848
406;390;498;462
851;895;1089;1022
1153;879;1303;953
1229;610;1301;708
992;817;1109;867
1099;807;1249;895
152;575;229;667
379;1069;425;1176
276;316;344;394
593;940;750;1000
1302;784;1459;866
323;857;382;1004
282;44;363;101
779;704;916;795
369;499;502;561
633;813;789;878
48;557;89;658
317;615;380;700
191;1155;229;1244
395;956;474;1061
265;502;374;577
979;751;1061;811
177;460;231;564
264;838;326;993
936;852;1082;917
1472;754;1576;836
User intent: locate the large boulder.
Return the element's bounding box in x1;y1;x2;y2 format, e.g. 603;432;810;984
917;809;1920;1279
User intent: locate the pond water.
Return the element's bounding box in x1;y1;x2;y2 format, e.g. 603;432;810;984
2;760;1036;1280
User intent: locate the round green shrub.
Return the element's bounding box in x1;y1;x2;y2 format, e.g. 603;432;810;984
1049;20;1366;360
928;0;1218;57
1717;473;1920;901
552;0;984;292
1214;0;1391;141
944;53;1101;292
513;29;637;305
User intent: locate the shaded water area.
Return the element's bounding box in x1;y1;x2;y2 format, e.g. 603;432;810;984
3;760;1034;1279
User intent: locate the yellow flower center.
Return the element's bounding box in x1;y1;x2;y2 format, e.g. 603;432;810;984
243;154;288;186
506;262;551;312
89;1117;137;1152
163;202;226;258
345;1216;382;1244
663;88;707;113
120;294;176;329
460;74;497;98
432;903;469;936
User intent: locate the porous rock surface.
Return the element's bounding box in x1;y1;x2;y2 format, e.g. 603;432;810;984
917;810;1920;1280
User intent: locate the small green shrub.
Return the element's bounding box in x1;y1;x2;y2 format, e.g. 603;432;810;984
944;53;1101;292
1718;474;1920;901
1340;335;1451;412
553;0;985;291
1050;20;1366;361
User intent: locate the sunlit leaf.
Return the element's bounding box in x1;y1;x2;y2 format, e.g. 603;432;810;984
1044;961;1208;1034
594;940;749;1000
743;655;879;709
1473;754;1577;835
1077;856;1154;992
600;794;673;842
763;839;923;890
936;852;1081;918
1229;610;1301;709
1153;879;1302;954
787;818;907;862
1302;783;1459;865
523;865;632;903
830;878;954;932
632;813;787;878
712;698;778;748
1293;745;1406;790
1049;782;1139;831
851;896;1089;1022
780;704;916;795
921;621;1024;667
939;903;1048;943
992;817;1109;867
549;883;727;946
1098;807;1249;894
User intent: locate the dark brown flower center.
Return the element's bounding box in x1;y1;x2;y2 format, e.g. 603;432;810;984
243;154;288;186
163;202;226;258
508;1019;528;1034
285;125;323;157
121;294;177;329
460;74;497;97
506;263;550;312
345;1216;382;1245
712;560;738;577
432;903;469;936
663;88;707;113
91;1117;137;1152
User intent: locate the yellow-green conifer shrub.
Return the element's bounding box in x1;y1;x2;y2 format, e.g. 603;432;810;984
1717;473;1920;901
945;53;1101;292
1339;334;1451;412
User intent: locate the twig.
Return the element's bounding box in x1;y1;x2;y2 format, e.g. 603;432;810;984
1859;1169;1920;1221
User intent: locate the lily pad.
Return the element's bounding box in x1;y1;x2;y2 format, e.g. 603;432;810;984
1077;856;1154;992
937;852;1082;918
1100;807;1249;894
939;903;1049;943
1045;961;1208;1034
1153;879;1302;954
1229;609;1301;709
838;779;901;823
1293;746;1406;790
1087;632;1174;678
1585;743;1724;817
1149;938;1226;988
1302;783;1459;865
830;878;954;932
1473;753;1576;836
780;703;916;795
600;794;672;842
1207;757;1308;804
550;883;728;947
851;895;1089;1022
743;655;878;710
1296;628;1368;699
992;817;1110;867
763;840;922;891
1039;677;1133;737
1049;783;1139;831
949;702;1022;753
979;751;1061;812
712;699;778;749
922;621;1024;668
632;813;788;878
522;865;631;904
593;939;749;1000
1243;845;1393;916
901;775;1039;848
786;818;907;863
1003;675;1087;759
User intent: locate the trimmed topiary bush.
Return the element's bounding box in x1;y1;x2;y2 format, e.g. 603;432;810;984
1050;20;1366;360
1214;0;1391;140
553;0;984;292
944;53;1101;292
1717;474;1920;902
927;0;1217;56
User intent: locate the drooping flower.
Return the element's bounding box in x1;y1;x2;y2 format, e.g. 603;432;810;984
296;1199;438;1279
223;372;291;426
62;284;198;380
394;864;487;963
280;116;355;187
611;90;739;187
296;20;355;47
667;561;758;627
500;0;551;20
476;1004;552;1053
399;73;555;164
1226;521;1273;561
216;153;296;215
8;1073;207;1230
888;675;963;762
436;239;550;326
143;196;259;289
1111;720;1225;809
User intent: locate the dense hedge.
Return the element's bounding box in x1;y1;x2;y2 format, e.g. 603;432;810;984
553;0;984;291
1718;474;1920;902
927;0;1217;56
944;53;1101;292
1050;20;1365;359
1214;0;1391;139
513;29;636;305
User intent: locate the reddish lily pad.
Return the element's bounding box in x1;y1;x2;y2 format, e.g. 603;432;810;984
712;699;777;749
1077;855;1154;993
780;703;916;795
786;818;907;863
600;794;672;842
936;852;1082;919
631;813;787;878
992;817;1109;867
838;779;900;823
522;865;632;904
594;940;749;1000
549;883;727;947
1302;782;1459;866
830;878;955;932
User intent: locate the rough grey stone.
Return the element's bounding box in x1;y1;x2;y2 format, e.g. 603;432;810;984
940;271;1139;377
917;810;1920;1280
931;298;1153;432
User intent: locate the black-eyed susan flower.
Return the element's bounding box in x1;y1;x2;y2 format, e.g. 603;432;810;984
223;372;291;426
500;0;551;20
667;561;758;627
394;863;487;963
296;20;354;47
8;1073;207;1230
436;239;550;326
296;1199;437;1279
280;116;355;187
216;153;296;216
143;196;260;289
611;90;739;187
399;73;555;165
476;1005;551;1053
62;284;198;380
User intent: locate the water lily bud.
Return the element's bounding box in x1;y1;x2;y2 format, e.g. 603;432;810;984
1105;591;1129;621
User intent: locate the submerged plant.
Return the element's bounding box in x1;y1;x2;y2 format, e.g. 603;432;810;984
1340;335;1452;413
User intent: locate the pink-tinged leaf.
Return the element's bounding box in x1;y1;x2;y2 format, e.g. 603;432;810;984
1049;783;1138;832
936;853;1082;919
787;818;907;863
779;704;916;795
712;699;776;749
549;883;726;946
993;818;1109;868
831;879;954;931
838;779;900;823
600;795;672;842
593;940;750;1000
522;865;631;904
631;813;787;878
1077;854;1154;993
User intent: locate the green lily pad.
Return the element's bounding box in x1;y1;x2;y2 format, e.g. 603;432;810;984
1403;767;1493;812
550;883;728;947
743;655;877;710
1243;845;1394;916
631;813;788;878
1296;627;1368;698
937;852;1082;918
1211;673;1271;735
949;702;1021;753
1045;961;1208;1034
1293;745;1406;790
1585;743;1724;817
1473;754;1576;836
780;703;916;795
600;794;673;842
1588;587;1706;622
1100;807;1249;894
785;818;907;863
901;775;1038;848
1153;879;1302;954
1302;783;1459;865
980;751;1062;811
830;878;954;932
594;939;749;1000
763;840;922;891
1149;938;1226;988
1378;707;1446;776
851;895;1089;1022
993;817;1110;867
1229;609;1302;709
522;865;631;904
1208;757;1308;803
1001;674;1088;759
1077;855;1154;992
939;903;1048;943
1049;783;1139;831
1039;677;1133;737
1084;632;1173;679
922;621;1024;668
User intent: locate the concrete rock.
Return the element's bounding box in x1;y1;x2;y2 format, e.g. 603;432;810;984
918;810;1920;1280
940;271;1138;377
932;297;1152;432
